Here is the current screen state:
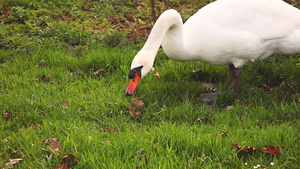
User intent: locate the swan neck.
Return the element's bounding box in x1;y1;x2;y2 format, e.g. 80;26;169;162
141;10;184;54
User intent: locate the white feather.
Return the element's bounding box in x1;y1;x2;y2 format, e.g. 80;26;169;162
130;0;300;78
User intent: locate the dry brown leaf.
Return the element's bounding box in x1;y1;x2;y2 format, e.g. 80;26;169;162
234;99;241;103
128;98;144;118
264;85;273;92
232;143;257;154
40;74;51;82
5;158;23;168
139;148;145;155
88;115;102;123
54;163;68;169
103;127;117;133
50;137;61;153
225;105;234;111
3;112;11;121
129;111;143;118
10;147;23;157
129;98;144;111
154;71;160;79
260;146;281;157
3;109;17;121
60;153;81;167
62;100;68;109
45;137;61;154
94;68;104;75
61;154;74;163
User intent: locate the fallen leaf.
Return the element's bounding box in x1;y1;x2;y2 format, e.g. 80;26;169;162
154;71;160;79
103;126;117;132
50;137;61;153
54;163;68;169
129;111;143;118
62;100;68;109
10;147;23;157
232;143;257;154
60;153;81;166
234;99;241;103
260;146;281;157
94;68;104;75
88;115;102;123
232;143;243;150
128;98;144;118
45;137;61;154
139;148;145;155
40;74;51;82
225;105;234;111
5;158;23;168
3;109;17;121
3;112;11;121
264;85;273;92
61;154;74;163
45;76;51;82
129;98;144;111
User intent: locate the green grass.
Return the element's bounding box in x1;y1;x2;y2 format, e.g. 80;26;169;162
1;0;300;168
1;44;299;168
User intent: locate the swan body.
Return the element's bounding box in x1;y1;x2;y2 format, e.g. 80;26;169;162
126;0;300;95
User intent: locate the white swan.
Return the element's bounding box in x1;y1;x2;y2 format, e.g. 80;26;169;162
126;0;300;95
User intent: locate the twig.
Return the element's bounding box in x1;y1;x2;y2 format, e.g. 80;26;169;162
88;115;102;123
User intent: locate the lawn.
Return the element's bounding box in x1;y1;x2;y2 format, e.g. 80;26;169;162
1;0;299;168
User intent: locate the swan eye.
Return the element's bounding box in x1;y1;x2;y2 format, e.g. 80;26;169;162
128;65;143;79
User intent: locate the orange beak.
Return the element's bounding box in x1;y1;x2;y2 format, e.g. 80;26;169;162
125;73;141;95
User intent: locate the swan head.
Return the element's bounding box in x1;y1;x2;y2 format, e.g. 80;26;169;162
126;51;155;95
